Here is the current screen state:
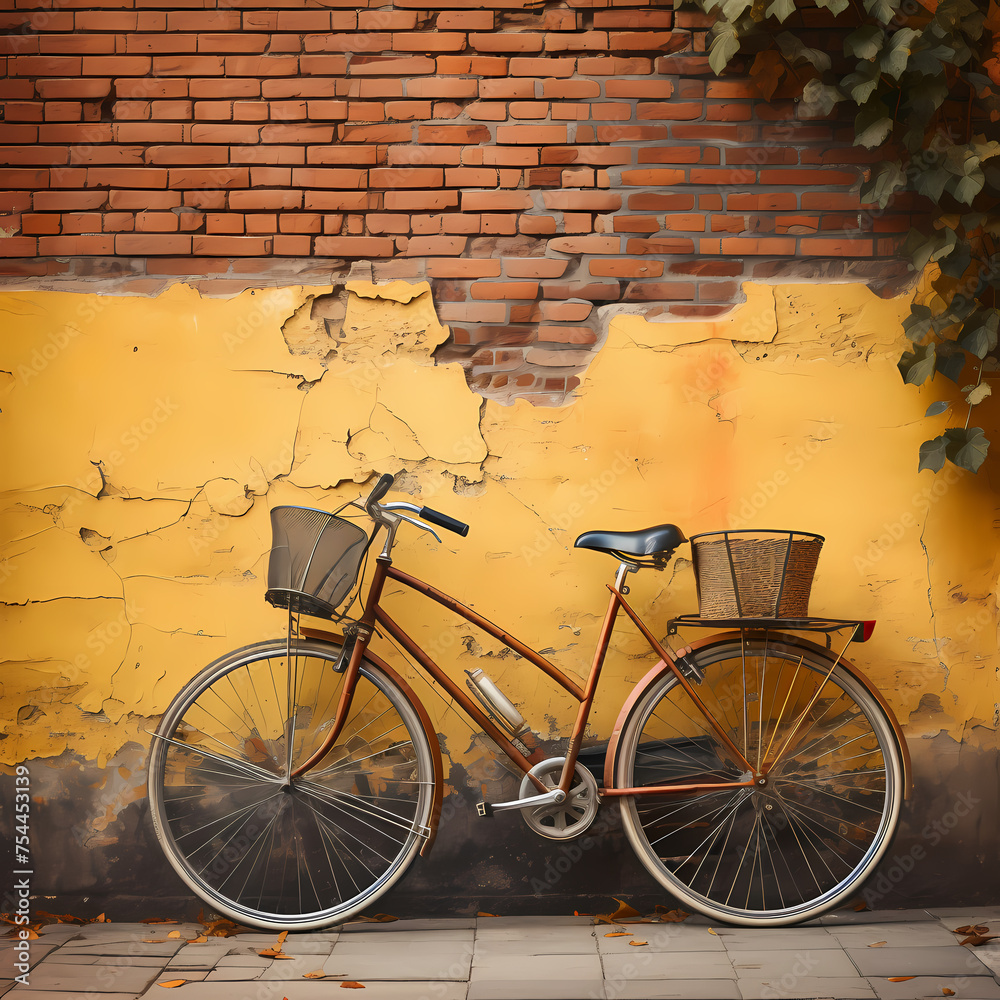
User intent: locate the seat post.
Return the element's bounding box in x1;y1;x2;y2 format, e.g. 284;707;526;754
615;560;641;596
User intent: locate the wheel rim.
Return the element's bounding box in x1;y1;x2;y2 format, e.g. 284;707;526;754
618;637;902;925
148;643;433;930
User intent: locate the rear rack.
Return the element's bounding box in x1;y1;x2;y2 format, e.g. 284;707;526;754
667;615;875;645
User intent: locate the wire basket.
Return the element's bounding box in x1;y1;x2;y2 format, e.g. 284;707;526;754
690;529;824;619
265;506;372;621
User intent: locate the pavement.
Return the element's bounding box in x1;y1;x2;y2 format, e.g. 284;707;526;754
3;906;1000;1000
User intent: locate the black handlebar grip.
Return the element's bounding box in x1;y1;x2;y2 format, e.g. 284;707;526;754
419;506;470;537
367;473;395;507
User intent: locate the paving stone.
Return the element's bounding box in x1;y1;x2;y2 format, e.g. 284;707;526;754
138;981;466;999
846;945;996;978
819;909;935;926
601;950;736;980
868;974;1000;1000
472;952;602;980
928;908;1000;922
7;960;162;993
204;965;265;980
729;947;859;979
825;922;961;948
716;927;844;951
60;939;185;958
596;925;726;953
164;944;234;968
259;955;342;979
6;993;143;999
469;980;606;1000
476;935;596;957
341;917;475;933
35;954;101;965
214;954;273;967
738;976;877;998
606;980;741;1000
332;930;474;951
324;946;473;981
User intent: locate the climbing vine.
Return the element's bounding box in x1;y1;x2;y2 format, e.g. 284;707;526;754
683;0;1000;472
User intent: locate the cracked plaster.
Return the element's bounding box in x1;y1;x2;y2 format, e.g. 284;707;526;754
1;277;997;826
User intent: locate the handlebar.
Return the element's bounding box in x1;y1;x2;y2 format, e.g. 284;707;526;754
363;473;470;537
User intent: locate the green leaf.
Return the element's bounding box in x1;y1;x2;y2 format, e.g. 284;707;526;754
800;78;845;118
846;24;885;60
765;0;796;21
842;61;882;104
903;303;935;342
918;435;948;472
855;102;894;148
708;23;741;75
898;342;937;385
958;310;1000;358
913;166;951;203
861;160;907;207
945;426;989;472
776;31;832;71
936;350;967;384
966;382;992;405
722;0;754;19
938;240;972;279
880;27;918;79
815;0;850;12
925;400;951;416
864;0;899;23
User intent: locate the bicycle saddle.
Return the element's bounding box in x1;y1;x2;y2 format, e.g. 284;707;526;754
574;524;686;567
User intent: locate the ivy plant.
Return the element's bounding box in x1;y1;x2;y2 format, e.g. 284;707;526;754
683;0;1000;472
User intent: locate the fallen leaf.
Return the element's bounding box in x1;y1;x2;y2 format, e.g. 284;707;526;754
942;989;956;996
888;977;916;982
869;941;887;948
708;928;718;935
477;912;499;918
167;930;181;939
605;932;631;938
143;918;180;925
340;982;366;989
190;935;208;944
629;940;648;947
352;914;397;923
259;930;292;957
953;924;990;935
95;913;108;922
595;898;642;925
653;906;690;923
303;971;327;979
854;900;869;911
158;981;187;988
959;933;999;946
143;939;166;944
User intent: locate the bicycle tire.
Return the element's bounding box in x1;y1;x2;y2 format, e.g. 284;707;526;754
147;639;436;931
615;634;904;926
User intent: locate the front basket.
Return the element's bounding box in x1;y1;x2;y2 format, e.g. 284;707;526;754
690;529;824;620
265;506;371;621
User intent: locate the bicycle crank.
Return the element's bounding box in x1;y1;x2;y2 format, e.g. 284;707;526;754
517;757;600;840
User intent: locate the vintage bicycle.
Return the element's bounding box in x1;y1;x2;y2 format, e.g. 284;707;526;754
147;474;909;930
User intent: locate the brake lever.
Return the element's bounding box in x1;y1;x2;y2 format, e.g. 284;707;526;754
396;513;441;543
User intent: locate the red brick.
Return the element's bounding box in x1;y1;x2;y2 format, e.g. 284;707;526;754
188;123;265;144
279;214;323;233
233;100;270;121
407;78;478;99
393;31;467;52
445;167;500;187
348;55;432;76
272;234;313;255
541;280;619;301
341;123;412;143
198;33;270;54
305;101;349;120
597;125;669;142
672;124;756;143
711;215;747;233
468;102;508;122
670;259;744;277
169;168;250;189
270;11;337;31
313;236;394;256
705;237;796;255
103;213;135;232
508;57;575;77
230;190;303;210
0;236;37;257
10;55;82;76
547;235;619;254
0;36;37;55
659;214;707;232
729;193;797;210
4;104;44;123
626;238;697;255
637;102;702;121
190;79;260;99
168;11;242;30
801;192;861;210
222;55;298;76
620;168;685;187
147;146;227;166
545;31;609;52
304;192;371;211
115;124;185;143
108;190;181;209
637;146;718;164
541;190;621;212
401;236;467;256
496;124;567;145
203;215;243;236
126;34;198;53
21;214;61;235
151;101;193;119
438;11;493;29
504;258;569;279
38;235;115;254
115;234;192;254
71;146;145;166
622;282;697;301
87;168;169;188
541;80;601;100
469;32;542;53
245;214;278;234
541;147;630;166
34;190;108;211
366;213;410;234
0;146;68;166
357;11;414;29
470;281;539;300
760;168;858;186
591;259;665;279
605;79;673;99
593;10;673;27
578;56;652;75
799;238;874;256
462;191;533;212
536;325;596;344
775;215;820;235
385;100;432;120
292;167;367;188
370;167;443;187
188;235;270;255
135;211;179;233
479;147;539;166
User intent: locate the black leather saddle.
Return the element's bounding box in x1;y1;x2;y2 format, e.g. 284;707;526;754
574;524;686;567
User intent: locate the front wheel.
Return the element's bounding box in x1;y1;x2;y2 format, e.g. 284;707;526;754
615;635;904;926
147;639;436;931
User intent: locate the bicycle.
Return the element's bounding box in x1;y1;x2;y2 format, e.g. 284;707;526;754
147;474;910;930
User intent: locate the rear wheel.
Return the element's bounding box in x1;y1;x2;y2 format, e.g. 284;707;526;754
147;639;435;930
616;635;903;926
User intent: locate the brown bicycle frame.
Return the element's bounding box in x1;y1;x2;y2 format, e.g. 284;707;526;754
292;555;759;799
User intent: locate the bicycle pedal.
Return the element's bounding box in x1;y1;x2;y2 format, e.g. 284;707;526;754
476;801;494;818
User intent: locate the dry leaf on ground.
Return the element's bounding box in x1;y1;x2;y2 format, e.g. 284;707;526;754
605;932;631;938
959;933;998;946
887;977;916;982
167;930;181;939
942;989;956;996
340;982;366;989
953;925;989;935
629;940;648;947
303;971;327;979
477;912;499;918
869;941;887;948
595;899;642;925
653;906;690;923
352;914;397;923
157;980;187;988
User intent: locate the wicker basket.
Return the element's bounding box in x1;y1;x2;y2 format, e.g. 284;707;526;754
690;529;824;619
265;506;372;620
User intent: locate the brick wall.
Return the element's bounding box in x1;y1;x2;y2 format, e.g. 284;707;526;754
0;0;917;401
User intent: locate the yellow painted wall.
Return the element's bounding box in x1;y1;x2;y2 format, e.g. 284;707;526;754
2;276;998;809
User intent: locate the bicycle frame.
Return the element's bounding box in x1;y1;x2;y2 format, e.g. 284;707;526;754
293;552;762;801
